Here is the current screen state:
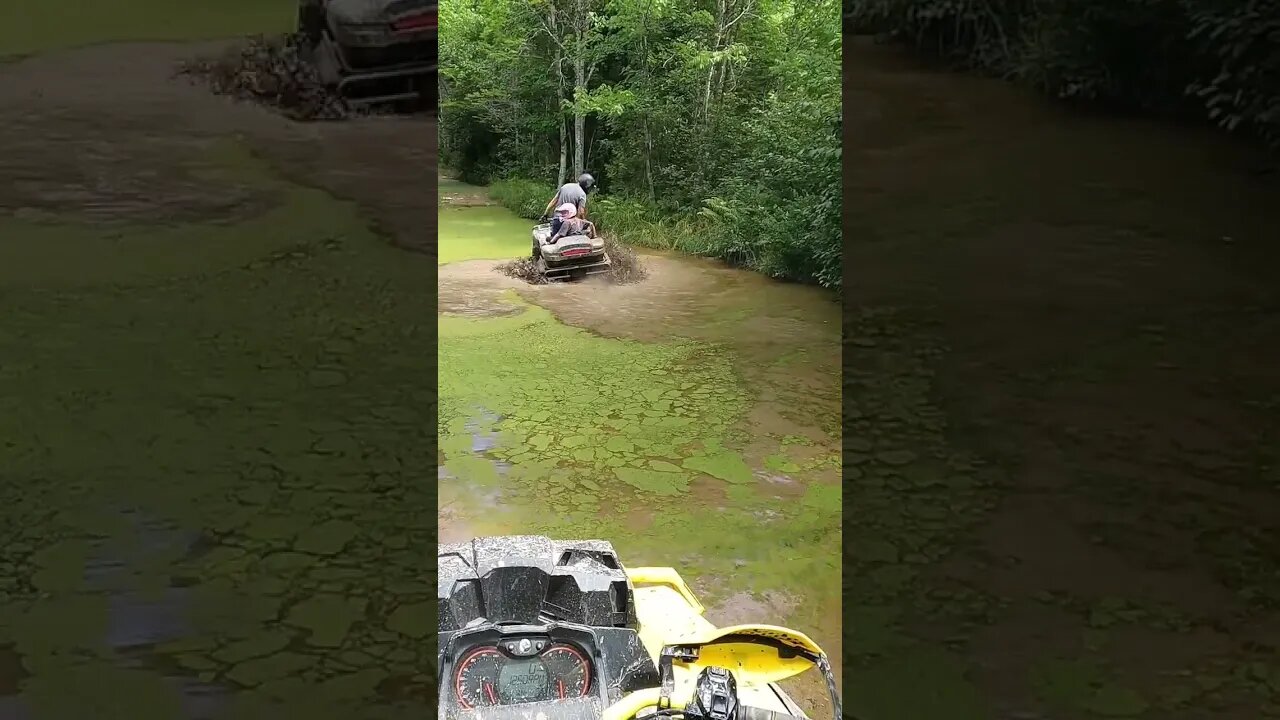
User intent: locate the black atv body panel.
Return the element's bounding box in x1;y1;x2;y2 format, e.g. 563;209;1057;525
437;536;660;718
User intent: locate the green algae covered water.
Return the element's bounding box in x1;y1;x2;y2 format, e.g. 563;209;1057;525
436;180;844;710
0;129;438;717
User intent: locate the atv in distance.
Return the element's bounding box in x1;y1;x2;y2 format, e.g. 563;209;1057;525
297;0;437;108
531;222;611;281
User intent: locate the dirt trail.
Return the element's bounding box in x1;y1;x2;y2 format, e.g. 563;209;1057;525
847;36;1280;719
1;41;435;719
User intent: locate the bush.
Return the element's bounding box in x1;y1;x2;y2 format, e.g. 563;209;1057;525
1185;0;1280;148
488;178;549;219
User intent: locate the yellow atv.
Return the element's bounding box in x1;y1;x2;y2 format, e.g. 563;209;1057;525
438;536;841;720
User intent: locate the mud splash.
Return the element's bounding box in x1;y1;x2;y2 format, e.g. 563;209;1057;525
179;34;351;121
496;236;648;286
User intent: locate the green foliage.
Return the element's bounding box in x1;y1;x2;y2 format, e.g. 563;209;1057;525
442;0;843;287
848;0;1280;150
489;178;550;219
1185;0;1280;147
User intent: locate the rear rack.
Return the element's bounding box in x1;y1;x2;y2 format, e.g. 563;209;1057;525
541;258;611;282
337;64;436;105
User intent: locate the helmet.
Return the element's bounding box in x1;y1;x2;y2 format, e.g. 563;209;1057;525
555;203;577;218
577;173;595;191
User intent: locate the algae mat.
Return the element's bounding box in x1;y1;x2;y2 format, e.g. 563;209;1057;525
437;185;843;711
0;140;436;719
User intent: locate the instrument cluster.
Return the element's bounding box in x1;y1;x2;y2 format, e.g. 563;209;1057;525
452;636;593;709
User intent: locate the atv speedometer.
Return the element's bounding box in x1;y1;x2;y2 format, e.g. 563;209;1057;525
542;644;591;700
455;646;503;709
452;641;594;708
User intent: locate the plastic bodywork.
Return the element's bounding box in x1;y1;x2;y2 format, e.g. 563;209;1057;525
438;536;660;719
531;224;611;281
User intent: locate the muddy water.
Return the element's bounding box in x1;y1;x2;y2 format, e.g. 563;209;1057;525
847;36;1280;720
0;42;436;719
436;190;842;710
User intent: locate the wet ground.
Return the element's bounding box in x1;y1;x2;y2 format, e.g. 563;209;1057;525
847;36;1280;719
436;183;843;711
0;40;436;718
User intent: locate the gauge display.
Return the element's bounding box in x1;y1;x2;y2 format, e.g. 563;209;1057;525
452;640;592;709
455;647;504;709
541;644;591;700
498;658;549;703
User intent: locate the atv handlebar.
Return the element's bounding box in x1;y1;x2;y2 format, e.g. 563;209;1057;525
601;688;802;720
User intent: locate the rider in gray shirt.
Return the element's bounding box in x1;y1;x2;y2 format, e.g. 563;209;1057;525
543;173;595;219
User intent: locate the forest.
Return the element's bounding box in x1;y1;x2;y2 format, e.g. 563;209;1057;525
847;0;1280;152
440;0;843;288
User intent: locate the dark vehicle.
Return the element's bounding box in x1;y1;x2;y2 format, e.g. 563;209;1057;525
297;0;437;107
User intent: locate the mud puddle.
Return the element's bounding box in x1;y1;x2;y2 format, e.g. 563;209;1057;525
437;181;842;710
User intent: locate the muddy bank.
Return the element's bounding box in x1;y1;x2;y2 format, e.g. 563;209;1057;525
846;36;1280;720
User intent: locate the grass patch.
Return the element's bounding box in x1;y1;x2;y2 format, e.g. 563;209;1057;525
487;178;548;219
0;0;294;56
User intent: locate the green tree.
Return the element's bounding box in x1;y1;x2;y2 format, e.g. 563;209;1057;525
441;0;844;287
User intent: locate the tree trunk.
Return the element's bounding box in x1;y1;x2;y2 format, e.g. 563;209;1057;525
703;0;752;123
559;120;568;185
641;1;655;200
551;1;568;184
703;0;724;122
574;51;586;176
644;121;655;201
703;53;717;122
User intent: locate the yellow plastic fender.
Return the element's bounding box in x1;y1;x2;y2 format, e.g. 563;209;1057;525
676;624;821;684
626;566;705;614
627;565;825;715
